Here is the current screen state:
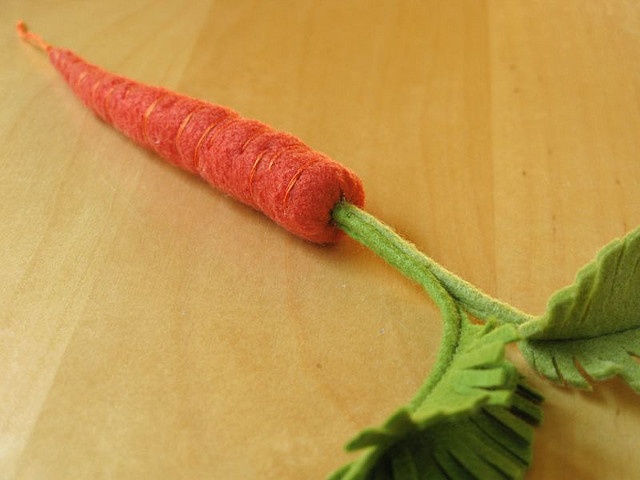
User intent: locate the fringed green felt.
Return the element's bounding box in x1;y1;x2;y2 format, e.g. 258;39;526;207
520;226;640;390
329;320;543;480
331;202;544;479
331;201;640;479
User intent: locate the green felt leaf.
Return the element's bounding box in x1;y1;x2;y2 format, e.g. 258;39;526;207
520;226;640;390
329;320;543;480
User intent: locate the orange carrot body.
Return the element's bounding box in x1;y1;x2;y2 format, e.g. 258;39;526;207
17;21;364;244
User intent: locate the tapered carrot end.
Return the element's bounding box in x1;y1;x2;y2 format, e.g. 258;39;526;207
16;20;52;52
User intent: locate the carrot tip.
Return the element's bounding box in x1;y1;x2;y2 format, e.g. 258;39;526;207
16;19;27;37
16;20;52;52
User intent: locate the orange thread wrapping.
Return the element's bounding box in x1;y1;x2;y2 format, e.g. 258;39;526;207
248;151;267;198
240;129;267;152
283;159;318;208
101;84;118;123
90;78;103;106
174;106;201;161
268;145;305;170
192;118;225;170
205;117;240;150
75;70;89;87
142;94;165;145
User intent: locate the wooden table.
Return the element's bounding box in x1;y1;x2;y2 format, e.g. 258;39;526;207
2;1;640;478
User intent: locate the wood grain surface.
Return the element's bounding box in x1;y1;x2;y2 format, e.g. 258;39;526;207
2;1;640;479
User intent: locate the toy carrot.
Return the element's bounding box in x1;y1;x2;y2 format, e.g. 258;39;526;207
15;20;364;244
17;21;640;480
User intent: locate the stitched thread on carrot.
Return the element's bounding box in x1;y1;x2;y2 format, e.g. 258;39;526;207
248;151;268;199
17;21;364;244
174;106;205;161
193;116;231;171
142;95;163;145
283;158;319;209
101;85;118;123
240;128;269;153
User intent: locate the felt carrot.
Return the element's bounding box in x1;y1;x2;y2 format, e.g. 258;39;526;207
16;20;364;244
18;20;640;480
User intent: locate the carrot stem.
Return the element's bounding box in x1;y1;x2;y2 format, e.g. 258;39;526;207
331;201;535;326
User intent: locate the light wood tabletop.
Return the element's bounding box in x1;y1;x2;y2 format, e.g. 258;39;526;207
2;1;640;479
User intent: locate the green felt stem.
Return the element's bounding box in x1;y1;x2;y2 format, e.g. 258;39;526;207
330;201;536;407
332;201;464;402
329;202;545;479
331;202;534;327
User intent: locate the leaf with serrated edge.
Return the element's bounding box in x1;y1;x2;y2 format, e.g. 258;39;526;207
329;319;543;480
520;226;640;390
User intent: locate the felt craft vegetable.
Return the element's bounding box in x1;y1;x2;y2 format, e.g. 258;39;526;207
15;20;364;245
18;21;640;480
